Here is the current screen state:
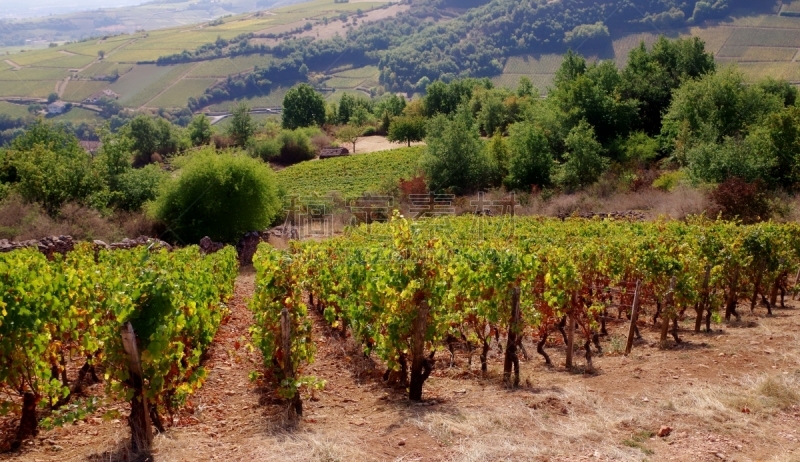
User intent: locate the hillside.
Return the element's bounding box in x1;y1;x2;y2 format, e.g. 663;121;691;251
0;0;797;117
0;0;306;47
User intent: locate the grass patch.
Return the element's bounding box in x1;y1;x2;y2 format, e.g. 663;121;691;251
622;430;654;455
109;64;190;107
0;101;31;118
275;146;424;200
0;80;58;98
0;67;70;81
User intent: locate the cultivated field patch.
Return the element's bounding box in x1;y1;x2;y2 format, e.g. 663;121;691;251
0;80;58;98
716;45;798;61
61;81;111;102
146;78;217;108
187;55;273;78
109;64;189;106
276;146;424;200
727;27;800;48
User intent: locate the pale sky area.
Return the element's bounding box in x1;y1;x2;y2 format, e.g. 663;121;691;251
0;0;148;18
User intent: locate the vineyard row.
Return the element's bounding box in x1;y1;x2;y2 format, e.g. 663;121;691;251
250;215;800;406
0;243;238;451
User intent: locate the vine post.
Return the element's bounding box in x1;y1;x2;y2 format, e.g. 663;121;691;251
565;294;575;369
695;266;711;332
121;322;152;454
503;287;521;388
624;280;642;355
660;277;677;344
793;267;800;300
409;300;431;401
281;307;302;420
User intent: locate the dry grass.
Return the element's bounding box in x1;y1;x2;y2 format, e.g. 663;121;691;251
518;186;709;220
0;194;156;242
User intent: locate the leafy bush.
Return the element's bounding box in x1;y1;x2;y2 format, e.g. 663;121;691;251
362;126;377;137
152;150;281;243
652;170;685;192
112;164;167;211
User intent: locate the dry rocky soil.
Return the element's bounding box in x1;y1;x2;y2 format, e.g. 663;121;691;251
4;268;800;462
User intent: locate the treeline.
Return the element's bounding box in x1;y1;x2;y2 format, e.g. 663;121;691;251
402;35;800;207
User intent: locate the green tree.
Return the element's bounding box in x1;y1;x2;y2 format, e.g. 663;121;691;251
557;121;608;191
477;95;508;136
517;76;535;98
127;115;158;161
757;77;798;107
47;93;59;104
10;122;103;213
387;116;426;147
505;122;553;190
336;124;362;153
282;83;326;129
620;36;716;136
152;150;281;243
662;68;783;148
422;104;489;193
486;130;510;186
188;114;212;147
227;102;254;147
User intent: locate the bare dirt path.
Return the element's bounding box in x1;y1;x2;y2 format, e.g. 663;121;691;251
3;60;21;71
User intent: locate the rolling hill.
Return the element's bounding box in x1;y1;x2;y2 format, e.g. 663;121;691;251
0;0;798;119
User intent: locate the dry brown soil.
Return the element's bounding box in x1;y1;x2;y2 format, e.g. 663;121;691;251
4;269;800;462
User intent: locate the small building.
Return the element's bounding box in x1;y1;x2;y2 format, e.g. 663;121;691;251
47;101;67;115
319;146;350;159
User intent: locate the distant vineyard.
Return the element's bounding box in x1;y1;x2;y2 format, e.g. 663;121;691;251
275;146;424;200
727;28;800;48
252;216;800;406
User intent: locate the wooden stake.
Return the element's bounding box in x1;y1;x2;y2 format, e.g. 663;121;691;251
793;267;800;300
280;308;302;418
565;294;575;369
660;277;676;344
503;287;521;387
624;280;642;356
121;322;152;454
409;300;431;401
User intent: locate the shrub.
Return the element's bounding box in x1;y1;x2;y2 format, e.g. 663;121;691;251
152;150;281;243
251;137;282;162
362;126;377;137
112;164;167;211
276;129;316;164
652;170;685;192
708;177;771;224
